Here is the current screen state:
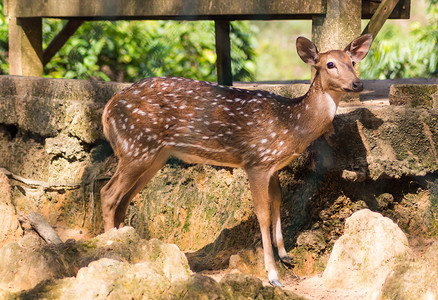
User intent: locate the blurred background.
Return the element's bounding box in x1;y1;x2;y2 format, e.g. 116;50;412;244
0;0;436;82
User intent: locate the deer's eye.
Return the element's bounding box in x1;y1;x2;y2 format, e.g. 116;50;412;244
352;61;356;67
327;62;335;69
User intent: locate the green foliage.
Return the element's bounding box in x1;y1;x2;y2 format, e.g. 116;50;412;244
0;0;256;82
361;1;438;79
1;0;438;81
42;19;257;82
0;2;8;75
253;20;312;81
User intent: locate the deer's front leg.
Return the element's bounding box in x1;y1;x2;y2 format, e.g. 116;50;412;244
269;172;293;265
246;168;283;287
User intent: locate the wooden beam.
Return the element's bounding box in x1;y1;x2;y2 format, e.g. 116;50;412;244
362;0;410;19
362;0;400;38
7;0;325;19
43;20;84;66
215;20;232;86
9;17;43;76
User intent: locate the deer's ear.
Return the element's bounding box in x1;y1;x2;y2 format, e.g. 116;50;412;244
296;36;319;66
344;34;373;63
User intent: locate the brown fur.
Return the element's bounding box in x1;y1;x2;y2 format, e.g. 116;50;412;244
100;34;373;286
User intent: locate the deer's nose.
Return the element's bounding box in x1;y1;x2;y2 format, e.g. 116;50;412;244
352;80;363;92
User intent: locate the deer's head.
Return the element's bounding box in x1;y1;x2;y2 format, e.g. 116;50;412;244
296;34;373;93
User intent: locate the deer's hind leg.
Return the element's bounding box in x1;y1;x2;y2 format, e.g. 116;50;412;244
113;150;170;228
269;172;293;265
101;150;169;231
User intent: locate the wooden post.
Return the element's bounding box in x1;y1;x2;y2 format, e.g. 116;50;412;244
8;17;43;76
43;20;84;66
214;20;232;86
362;0;400;38
311;0;362;79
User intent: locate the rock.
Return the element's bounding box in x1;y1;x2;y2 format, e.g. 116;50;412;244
165;274;227;299
0;226;192;294
60;258;183;299
220;272;305;299
1;76;438;289
13;257;189;299
228;247;266;278
0;234;73;292
166;272;304;300
296;230;326;253
220;272;264;299
341;169;367;182
375;193;394;210
136;238;192;284
2;76;438;257
389;84;438;108
380;241;438;300
1;225;301;299
45;133;85;160
322;209;411;289
0;171;22;247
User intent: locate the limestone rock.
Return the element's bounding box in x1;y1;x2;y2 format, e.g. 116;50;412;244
45;133;85;160
389;84;438;108
228;247;266;278
0;171;22;247
381;241;438;300
137;238;192;284
165;273;304;300
0;234;72;292
0;226;192;294
0;225;302;299
322;209;411;289
296;230;326;253
222;273;305;300
375;193;394;210
220;272;264;298
2;76;438;257
164;274;227;299
60;258;182;299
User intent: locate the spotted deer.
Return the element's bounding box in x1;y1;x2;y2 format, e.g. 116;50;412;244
101;34;373;286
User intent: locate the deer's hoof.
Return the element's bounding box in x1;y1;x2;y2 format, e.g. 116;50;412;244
280;255;294;266
270;279;284;287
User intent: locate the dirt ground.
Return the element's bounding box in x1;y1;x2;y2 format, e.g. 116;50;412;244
202;271;374;300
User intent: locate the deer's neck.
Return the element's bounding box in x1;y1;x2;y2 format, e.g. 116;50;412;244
306;72;342;119
284;73;341;141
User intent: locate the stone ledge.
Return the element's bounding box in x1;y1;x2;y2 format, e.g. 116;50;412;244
389;84;438;108
0;75;437;253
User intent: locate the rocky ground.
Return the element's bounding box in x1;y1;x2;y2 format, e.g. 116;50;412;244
0;210;436;299
1;76;438;298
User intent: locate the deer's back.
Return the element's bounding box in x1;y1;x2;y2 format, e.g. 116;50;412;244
103;77;308;169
